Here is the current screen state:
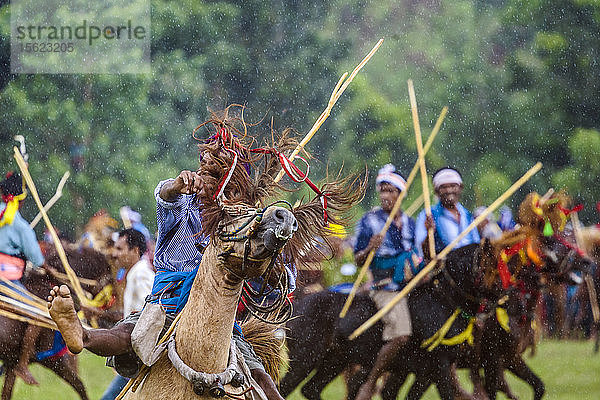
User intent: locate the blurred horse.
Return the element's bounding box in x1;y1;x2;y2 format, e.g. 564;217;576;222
0;246;113;400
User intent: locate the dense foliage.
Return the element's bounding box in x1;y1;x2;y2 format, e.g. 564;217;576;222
0;0;598;237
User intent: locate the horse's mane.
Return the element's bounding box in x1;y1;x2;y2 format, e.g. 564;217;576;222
193;105;366;270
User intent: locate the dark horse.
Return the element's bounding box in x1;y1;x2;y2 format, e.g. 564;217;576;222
380;232;593;400
281;193;595;399
280;290;384;400
0;246;113;400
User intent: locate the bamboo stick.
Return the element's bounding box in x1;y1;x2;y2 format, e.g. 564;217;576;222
50;271;100;287
0;281;48;312
0;275;47;309
30;171;70;228
0;308;56;330
408;80;435;259
404;194;424;217
275;39;384;183
349;162;542;339
0;296;53;322
339;106;448;318
13;147;91;306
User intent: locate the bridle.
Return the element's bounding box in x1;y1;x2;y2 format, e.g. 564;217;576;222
216;200;295;324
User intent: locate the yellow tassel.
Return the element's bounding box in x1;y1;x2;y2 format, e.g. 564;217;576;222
422;309;475;351
422;309;460;350
438;317;475;347
86;284;113;308
0;192;27;227
496;307;510;332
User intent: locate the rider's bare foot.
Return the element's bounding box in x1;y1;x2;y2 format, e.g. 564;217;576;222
47;285;83;354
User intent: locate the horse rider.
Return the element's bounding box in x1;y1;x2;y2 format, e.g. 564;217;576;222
47;170;292;400
95;228;154;400
0;171;45;385
414;166;481;395
353;164;423;400
415;166;481;259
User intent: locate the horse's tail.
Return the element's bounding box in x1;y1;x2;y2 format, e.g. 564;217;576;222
240;318;286;383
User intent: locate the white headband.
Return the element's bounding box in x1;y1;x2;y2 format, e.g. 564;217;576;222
376;164;406;192
433;168;462;189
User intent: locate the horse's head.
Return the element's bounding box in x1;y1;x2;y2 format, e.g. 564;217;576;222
538;234;596;285
485;191;594;292
192;107;364;291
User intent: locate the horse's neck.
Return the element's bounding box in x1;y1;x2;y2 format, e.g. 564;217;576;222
175;244;242;373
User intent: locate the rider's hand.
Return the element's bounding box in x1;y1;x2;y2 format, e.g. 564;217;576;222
424;214;436;231
368;233;384;251
172;170;203;195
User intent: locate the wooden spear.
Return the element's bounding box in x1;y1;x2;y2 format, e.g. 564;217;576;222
408;79;436;258
30;171;70;228
404;193;424;217
13;147;91;307
349;162;542;339
275;39;384;183
339;106;448;318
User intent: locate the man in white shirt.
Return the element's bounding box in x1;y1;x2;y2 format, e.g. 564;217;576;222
100;228;154;400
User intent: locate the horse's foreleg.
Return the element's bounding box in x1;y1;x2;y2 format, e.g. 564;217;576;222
41;356;89;400
346;366;368;400
470;368;489;400
300;353;346;400
380;368;409;400
1;368;16;400
405;371;432;400
505;356;544;400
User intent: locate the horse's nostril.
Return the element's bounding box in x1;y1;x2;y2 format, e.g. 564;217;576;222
275;208;286;222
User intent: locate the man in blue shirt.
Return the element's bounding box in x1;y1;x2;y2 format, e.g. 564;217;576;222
48;170;290;400
354;164;422;400
415;167;480;259
0;171;45;385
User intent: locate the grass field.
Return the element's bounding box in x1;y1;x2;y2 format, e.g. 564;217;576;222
3;340;599;399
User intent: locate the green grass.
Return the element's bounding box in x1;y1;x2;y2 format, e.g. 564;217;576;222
2;340;598;399
285;340;600;400
1;350;114;399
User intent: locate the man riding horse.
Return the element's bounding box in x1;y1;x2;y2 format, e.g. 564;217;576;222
0;171;45;385
47;112;314;400
353;164;423;400
415;167;480;259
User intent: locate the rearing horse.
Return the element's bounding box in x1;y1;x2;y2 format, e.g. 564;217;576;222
124;109;364;399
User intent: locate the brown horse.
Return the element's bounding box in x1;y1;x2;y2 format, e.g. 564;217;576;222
120;109;364;399
0;246;113;400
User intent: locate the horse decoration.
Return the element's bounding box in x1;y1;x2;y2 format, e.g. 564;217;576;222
72;209;119;255
122;108;365;399
281;191;595;400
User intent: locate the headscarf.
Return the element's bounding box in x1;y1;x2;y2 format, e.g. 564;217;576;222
432;167;463;189
376;164;406;192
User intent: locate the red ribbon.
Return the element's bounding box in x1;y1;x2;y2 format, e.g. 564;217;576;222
208;127;330;223
558;204;583;216
497;241;526;289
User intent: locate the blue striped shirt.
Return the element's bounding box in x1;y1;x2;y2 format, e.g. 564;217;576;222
153;180;208;272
